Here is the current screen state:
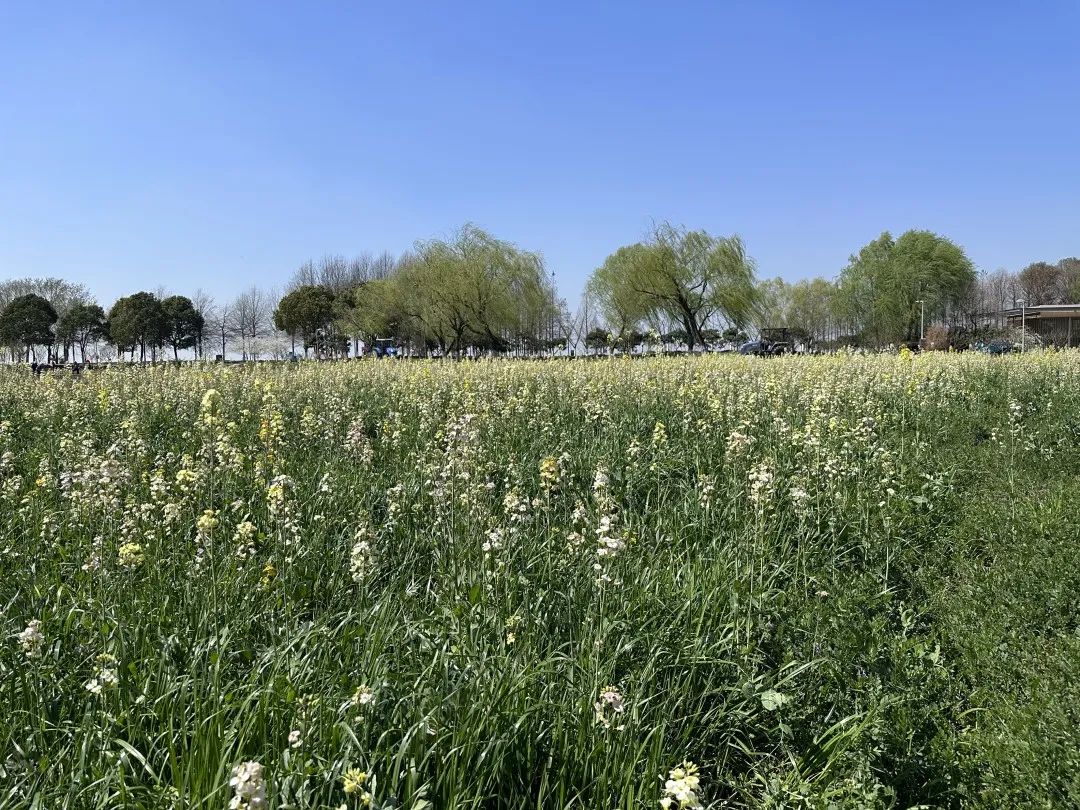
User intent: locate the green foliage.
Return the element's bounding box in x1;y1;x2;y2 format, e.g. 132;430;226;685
109;292;167;360
588;223;759;350
274;286;338;355
161;295;205;359
56;302;107;360
391;224;558;353
0;293;58;357
837;230;976;346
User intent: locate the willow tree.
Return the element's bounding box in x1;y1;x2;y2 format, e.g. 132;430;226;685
392;225;550;354
838;230;976;346
587;223;759;351
586;244;649;344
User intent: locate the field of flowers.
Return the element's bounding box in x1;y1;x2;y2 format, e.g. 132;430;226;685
3;354;1080;808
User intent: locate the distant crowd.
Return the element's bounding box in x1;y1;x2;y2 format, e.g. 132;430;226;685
29;361;90;379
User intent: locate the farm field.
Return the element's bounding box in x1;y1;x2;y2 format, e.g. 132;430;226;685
3;354;1080;809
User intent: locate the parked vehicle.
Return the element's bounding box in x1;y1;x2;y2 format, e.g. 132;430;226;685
739;328;793;356
975;339;1017;355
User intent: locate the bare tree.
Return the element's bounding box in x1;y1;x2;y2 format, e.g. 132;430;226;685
208;300;235;361
371;251;397;281
189;289;216;359
976;269;1015;326
229;286;273;360
1018;261;1067;306
317;255;350;290
288;252;400;295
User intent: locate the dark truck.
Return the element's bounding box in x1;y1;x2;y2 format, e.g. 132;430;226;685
739;328;794;357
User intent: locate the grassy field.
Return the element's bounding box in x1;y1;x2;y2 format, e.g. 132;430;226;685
3;354;1080;809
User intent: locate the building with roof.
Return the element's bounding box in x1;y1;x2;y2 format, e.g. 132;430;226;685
1005;304;1080;347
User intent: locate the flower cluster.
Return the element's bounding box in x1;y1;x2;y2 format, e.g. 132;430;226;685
342;767;372;806
660;761;703;809
229;761;267;810
234;520;259;560
85;653;119;696
349;523;376;584
747;461;775;508
18;619;44;659
594;685;625;730
591;465;626;585
117;541;145;570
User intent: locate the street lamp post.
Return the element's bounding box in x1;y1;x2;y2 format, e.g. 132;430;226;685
1017;298;1026;352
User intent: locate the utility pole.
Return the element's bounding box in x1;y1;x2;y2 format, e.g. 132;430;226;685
550;268;556;356
1018;298;1026;352
583;297;589;357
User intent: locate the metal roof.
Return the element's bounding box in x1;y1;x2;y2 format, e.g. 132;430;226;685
1005;305;1080;318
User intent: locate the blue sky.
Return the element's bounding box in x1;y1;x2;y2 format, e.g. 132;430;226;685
2;1;1078;308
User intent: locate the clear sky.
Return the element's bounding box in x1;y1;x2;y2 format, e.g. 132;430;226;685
2;1;1078;309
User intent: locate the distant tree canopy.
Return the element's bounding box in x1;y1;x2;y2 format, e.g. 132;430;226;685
57;302;107;361
161;295;205;360
109;292;166;361
273;285;337;356
587;223;760;351
0;277;90;318
1016;258;1080;305
269;227;564;357
389;225;560;353
835;230;976;346
0;294;58;360
2;224;1071;361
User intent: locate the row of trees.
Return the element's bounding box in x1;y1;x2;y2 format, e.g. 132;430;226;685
272;226;564;358
583;224;977;350
585;224;1078;349
2;224;1075;360
0;226;568;362
754;248;1080;348
0;282;207;363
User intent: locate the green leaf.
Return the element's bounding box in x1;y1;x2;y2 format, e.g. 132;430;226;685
760;689;787;711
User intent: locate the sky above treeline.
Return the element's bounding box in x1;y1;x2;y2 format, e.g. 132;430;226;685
1;1;1078;309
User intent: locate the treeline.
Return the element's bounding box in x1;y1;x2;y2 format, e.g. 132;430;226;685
273;225;564;358
0;225;566;362
586;224;1080;349
2;222;1075;362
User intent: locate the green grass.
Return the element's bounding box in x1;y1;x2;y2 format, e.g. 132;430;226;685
2;353;1079;808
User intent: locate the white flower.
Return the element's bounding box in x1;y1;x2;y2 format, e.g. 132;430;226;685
349;525;376;583
234;521;259;558
18;620;44;659
229;760;267;810
350;685;375;709
84;654;119;696
592;466;610;494
748;461;775;507
594;685;626;729
660;761;703;809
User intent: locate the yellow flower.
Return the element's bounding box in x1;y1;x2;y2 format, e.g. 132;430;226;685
200;388;221;413
196;509;219;537
118;542;145;569
259;563;277;590
342;768;367;795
